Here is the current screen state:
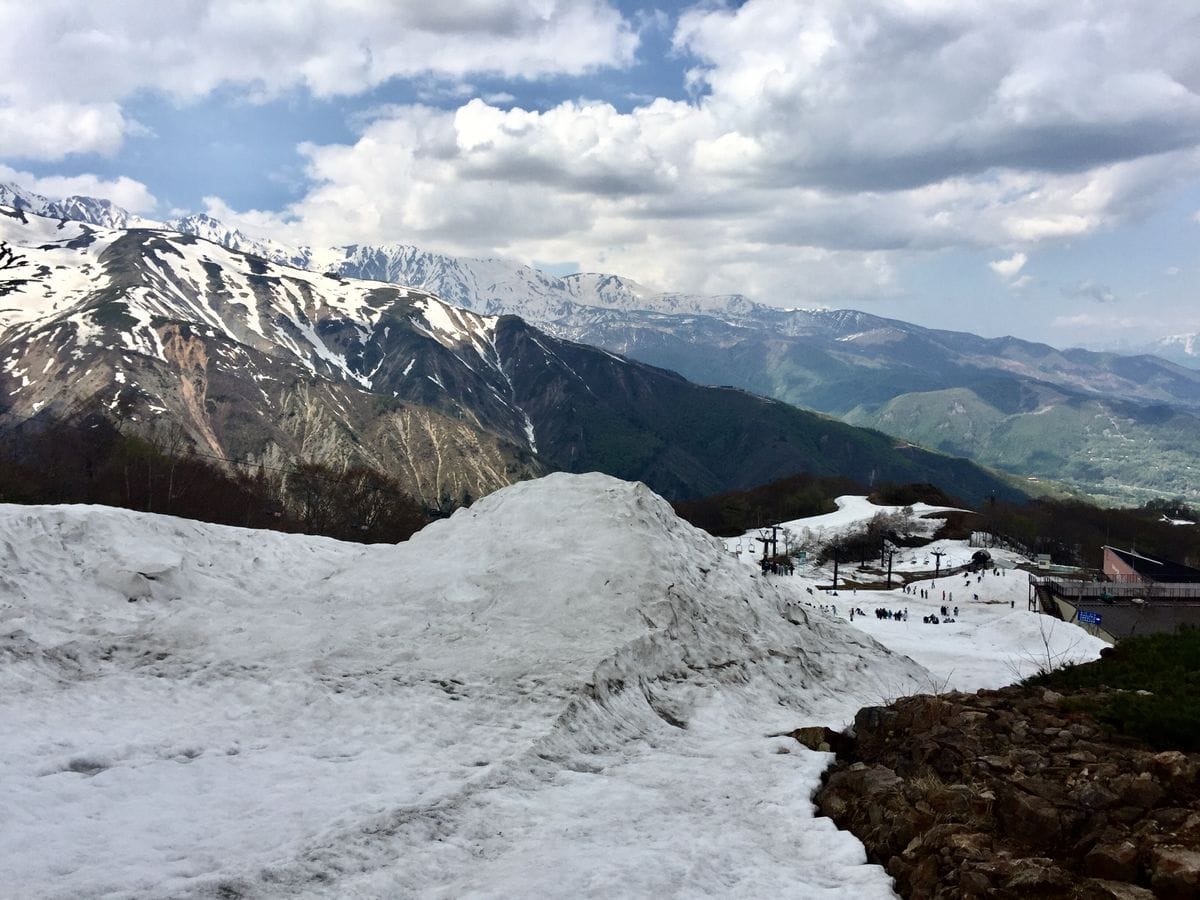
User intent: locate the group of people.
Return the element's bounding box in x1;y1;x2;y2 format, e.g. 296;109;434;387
860;603;963;625
793;558;1020;625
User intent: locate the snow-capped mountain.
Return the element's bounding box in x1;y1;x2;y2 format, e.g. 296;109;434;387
15;179;1200;502
0;205;544;507
0;203;1022;506
0;183;159;232
7;182;1192;403
0;182;771;323
2;182;1188;377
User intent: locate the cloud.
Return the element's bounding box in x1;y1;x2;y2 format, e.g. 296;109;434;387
989;252;1028;279
0;165;157;212
414;81;479;104
271;4;1193;289
238;79;1194;306
39;0;1192;311
259;100;909;302
1051;312;1151;333
0;102;131;160
673;0;1200;192
1064;279;1120;304
0;1;638;156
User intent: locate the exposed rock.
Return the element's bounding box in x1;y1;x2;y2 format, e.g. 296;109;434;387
1079;880;1157;899
1148;846;1200;898
788;725;852;756
997;786;1062;845
1085;840;1139;882
809;684;1200;898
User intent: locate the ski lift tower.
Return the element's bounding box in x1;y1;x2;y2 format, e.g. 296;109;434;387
931;549;946;579
755;526;779;561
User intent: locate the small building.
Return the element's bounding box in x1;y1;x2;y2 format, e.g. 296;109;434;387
1031;546;1200;642
1101;546;1200;583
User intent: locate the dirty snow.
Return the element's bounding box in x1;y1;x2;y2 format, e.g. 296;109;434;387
0;474;1104;897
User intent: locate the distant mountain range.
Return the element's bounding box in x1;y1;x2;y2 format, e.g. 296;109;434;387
1137;333;1200;370
5;181;1197;504
0;199;1024;508
558;307;1200;505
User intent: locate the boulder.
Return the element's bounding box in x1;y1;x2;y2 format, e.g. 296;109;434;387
1078;880;1157;899
1148;845;1200;899
1084;840;1139;882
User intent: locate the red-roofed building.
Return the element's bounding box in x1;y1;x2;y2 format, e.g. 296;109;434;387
1102;545;1200;584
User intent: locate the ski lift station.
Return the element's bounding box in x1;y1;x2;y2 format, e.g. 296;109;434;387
1030;545;1200;642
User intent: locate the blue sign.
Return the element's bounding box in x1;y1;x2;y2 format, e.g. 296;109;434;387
1078;610;1102;625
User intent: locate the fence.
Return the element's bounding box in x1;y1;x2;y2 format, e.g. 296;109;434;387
1031;574;1200;602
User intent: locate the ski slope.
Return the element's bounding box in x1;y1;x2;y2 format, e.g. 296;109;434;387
0;474;1104;897
725;495;1106;690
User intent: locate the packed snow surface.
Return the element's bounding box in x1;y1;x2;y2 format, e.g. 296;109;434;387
725;495;1106;691
1;475;1104;897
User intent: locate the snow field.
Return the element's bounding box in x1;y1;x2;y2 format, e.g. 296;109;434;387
2;473;935;898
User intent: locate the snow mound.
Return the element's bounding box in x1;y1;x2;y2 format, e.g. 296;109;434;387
0;473;926;898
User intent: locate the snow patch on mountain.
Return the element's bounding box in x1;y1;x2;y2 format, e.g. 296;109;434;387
411;296;499;356
1;183;775;326
0;208;526;402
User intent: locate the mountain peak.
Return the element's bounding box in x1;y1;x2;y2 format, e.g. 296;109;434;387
0;182;152;231
0;181;773;324
0;202;1023;507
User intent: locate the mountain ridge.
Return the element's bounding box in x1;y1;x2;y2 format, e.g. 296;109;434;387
10;180;1198;503
0;201;1023;507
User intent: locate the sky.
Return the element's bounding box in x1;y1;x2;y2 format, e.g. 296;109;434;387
0;0;1197;349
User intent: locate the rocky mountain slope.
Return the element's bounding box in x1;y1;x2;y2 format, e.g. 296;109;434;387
0;203;1022;507
813;687;1200;899
7;181;1194;503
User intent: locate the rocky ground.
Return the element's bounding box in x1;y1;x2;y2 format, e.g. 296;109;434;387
805;686;1200;898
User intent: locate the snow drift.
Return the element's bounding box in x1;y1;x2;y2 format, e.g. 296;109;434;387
0;473;926;897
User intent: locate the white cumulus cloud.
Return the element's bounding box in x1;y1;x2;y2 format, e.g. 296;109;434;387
989;252;1028;279
10;0;1199;316
187;0;1196;308
0;0;638;157
0;102;131;160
